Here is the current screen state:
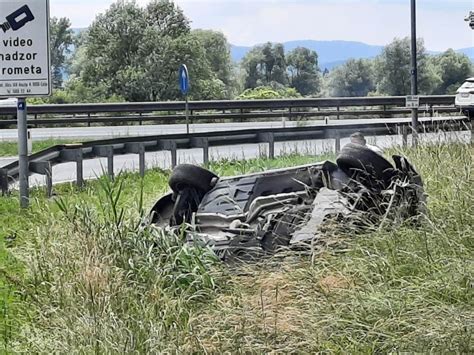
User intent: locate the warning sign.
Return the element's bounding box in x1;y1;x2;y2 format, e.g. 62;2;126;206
0;0;51;97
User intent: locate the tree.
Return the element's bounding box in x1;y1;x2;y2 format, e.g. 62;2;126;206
70;0;235;101
49;17;74;88
79;1;148;100
287;47;321;95
430;49;473;94
145;0;190;38
327;59;375;97
374;37;439;95
191;30;234;98
136;29;217;101
241;42;288;89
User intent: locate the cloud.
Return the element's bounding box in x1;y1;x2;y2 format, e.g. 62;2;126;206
50;0;474;51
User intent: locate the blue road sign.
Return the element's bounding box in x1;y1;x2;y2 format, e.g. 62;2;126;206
179;64;189;95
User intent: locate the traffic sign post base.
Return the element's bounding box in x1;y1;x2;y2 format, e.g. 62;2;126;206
17;98;29;208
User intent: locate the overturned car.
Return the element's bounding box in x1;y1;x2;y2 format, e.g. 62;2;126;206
150;143;426;262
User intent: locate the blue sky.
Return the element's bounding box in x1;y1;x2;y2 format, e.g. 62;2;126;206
50;0;474;51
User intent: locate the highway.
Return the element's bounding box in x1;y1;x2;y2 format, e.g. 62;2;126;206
0;117;469;189
0;116;456;141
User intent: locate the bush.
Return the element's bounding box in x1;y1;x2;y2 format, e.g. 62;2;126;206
238;86;301;100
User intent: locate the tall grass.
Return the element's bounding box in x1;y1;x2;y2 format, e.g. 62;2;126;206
190;142;473;353
1;143;473;352
10;176;221;352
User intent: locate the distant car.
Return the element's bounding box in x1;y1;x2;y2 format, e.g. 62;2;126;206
150;144;426;262
455;77;474;117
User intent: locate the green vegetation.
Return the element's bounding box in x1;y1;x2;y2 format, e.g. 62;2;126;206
1;143;472;352
238;86;301;100
30;0;472;105
0;139;82;157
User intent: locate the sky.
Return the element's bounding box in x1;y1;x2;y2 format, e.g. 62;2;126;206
50;0;474;51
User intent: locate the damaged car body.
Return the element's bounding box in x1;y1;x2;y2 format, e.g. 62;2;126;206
150;143;426;262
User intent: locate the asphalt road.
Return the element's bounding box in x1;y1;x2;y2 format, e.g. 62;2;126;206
0;116;469;188
0;116;458;141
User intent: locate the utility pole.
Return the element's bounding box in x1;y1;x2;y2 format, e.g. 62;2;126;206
410;0;418;147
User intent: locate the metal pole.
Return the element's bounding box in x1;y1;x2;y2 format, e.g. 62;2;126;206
185;96;190;134
411;0;418;146
17;98;29;208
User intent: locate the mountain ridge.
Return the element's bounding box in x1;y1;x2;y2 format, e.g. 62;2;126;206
70;29;473;70
230;40;474;70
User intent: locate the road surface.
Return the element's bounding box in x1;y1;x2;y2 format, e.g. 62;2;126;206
0;116;460;141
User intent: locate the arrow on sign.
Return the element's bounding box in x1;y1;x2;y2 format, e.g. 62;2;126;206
179;64;189;95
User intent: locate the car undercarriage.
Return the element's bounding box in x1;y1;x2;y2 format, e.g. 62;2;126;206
150;143;426;262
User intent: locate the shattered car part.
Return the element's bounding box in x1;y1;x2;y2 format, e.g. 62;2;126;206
150;144;426;262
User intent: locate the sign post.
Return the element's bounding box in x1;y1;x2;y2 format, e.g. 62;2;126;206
179;64;190;134
0;0;51;208
410;0;418;147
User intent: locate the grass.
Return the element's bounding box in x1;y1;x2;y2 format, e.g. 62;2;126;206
0;139;82;157
0;144;473;352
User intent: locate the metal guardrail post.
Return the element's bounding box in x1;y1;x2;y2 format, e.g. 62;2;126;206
107;152;114;180
125;142;146;178
93;146;115;180
139;147;145;177
202;139;209;165
60;148;84;188
335;133;341;153
0;169;8;196
258;133;275;159
76;151;84;187
190;137;210;165
161;140;178;168
45;165;52;197
29;161;53;197
402;125;408;147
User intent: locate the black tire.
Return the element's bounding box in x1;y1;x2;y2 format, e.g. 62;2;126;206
336;143;395;186
169;164;218;193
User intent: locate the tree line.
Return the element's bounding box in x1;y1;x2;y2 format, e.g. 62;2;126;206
44;0;473;104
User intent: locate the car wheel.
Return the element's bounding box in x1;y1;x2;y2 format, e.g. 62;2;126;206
336;143;395;187
169;164;218;193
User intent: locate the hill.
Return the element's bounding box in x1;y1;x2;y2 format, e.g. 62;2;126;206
230;40;384;69
231;40;474;70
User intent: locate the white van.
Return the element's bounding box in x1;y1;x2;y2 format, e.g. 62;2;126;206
455;78;474;117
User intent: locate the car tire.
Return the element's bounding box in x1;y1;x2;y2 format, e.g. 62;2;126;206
169;164;218;193
336;143;395;186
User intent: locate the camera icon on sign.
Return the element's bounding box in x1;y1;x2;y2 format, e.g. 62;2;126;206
1;5;35;33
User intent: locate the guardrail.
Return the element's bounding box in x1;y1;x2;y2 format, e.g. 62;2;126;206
1;115;470;196
0;95;457;127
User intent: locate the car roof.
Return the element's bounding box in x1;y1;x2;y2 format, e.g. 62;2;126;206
466;77;474;82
